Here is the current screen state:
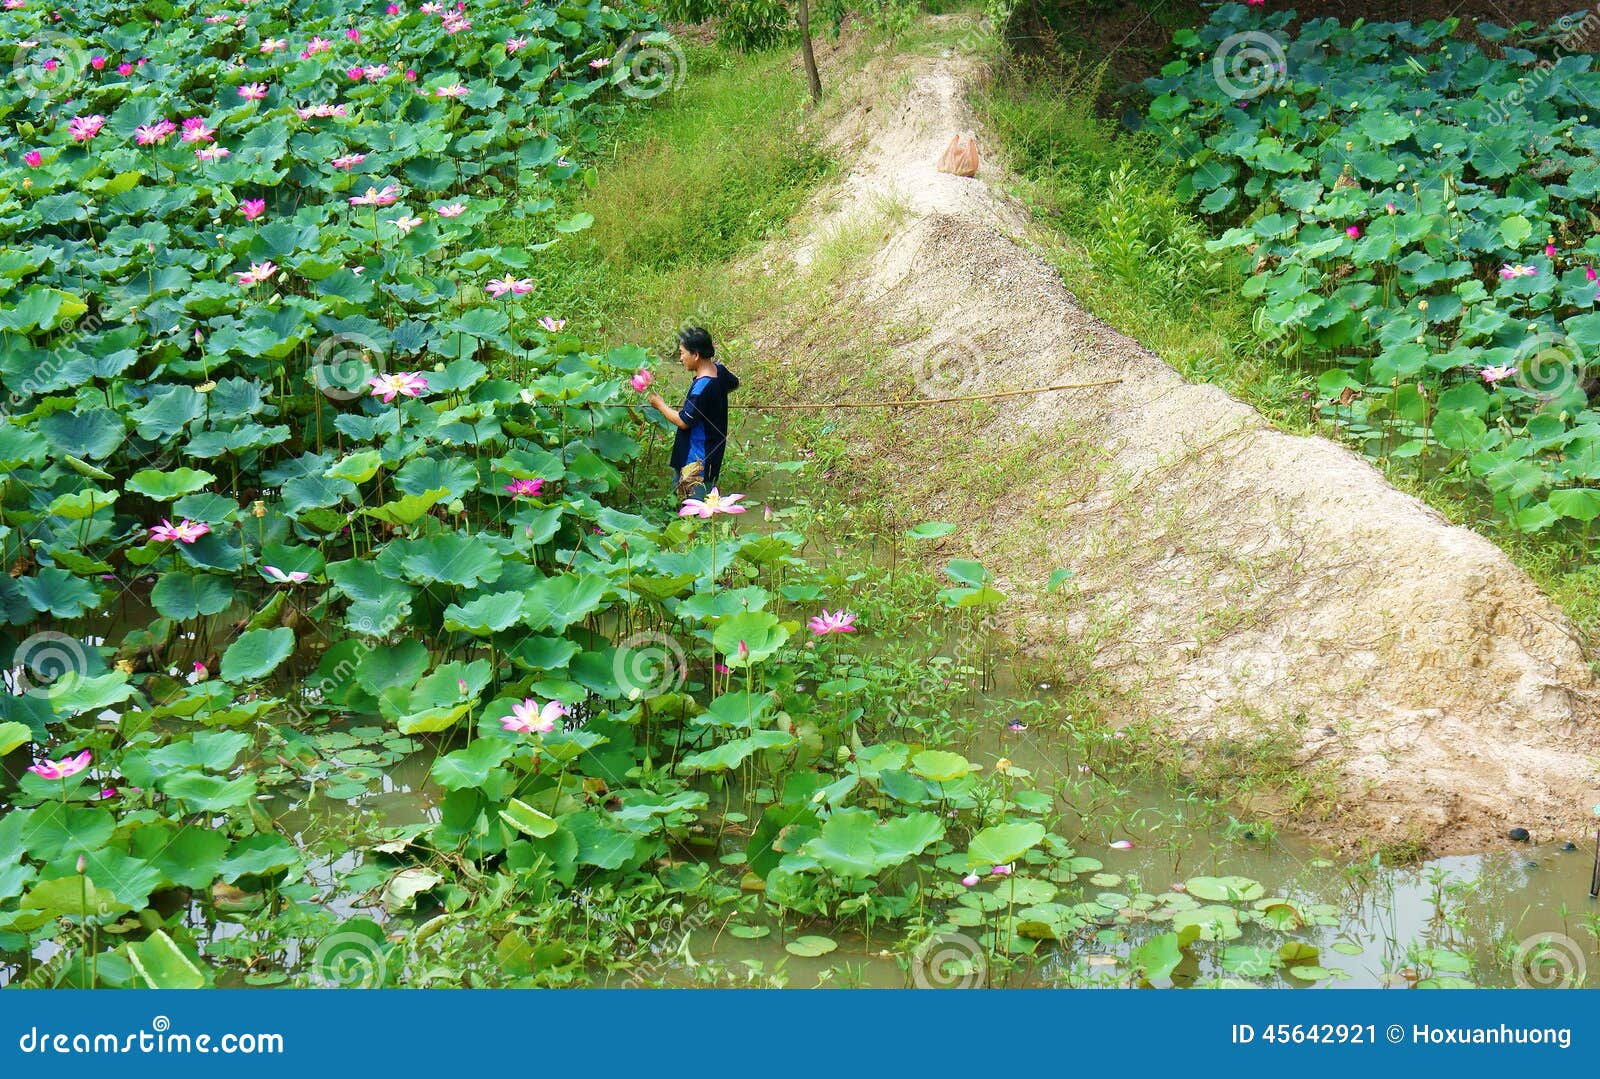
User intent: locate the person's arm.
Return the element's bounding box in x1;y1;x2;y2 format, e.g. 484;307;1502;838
647;392;688;429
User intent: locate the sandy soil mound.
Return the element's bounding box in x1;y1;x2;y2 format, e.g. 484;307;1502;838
753;46;1600;852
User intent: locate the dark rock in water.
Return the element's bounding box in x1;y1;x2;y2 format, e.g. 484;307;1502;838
1242;831;1255;840
1562;841;1579;852
1508;827;1531;842
1525;860;1539;870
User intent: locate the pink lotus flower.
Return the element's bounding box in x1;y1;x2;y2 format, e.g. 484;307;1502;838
68;114;106;142
391;214;424;234
590;57;611;69
263;565;310;584
808;609;857;635
486;275;534;297
238;82;268;100
1384;201;1396;214
1587;265;1597;282
434;84;468;98
405;69;417;82
29;750;91;781
504;478;544;497
1007;722;1028;732
180;119;214;144
187;661;208;684
195;146;231;162
117;62;133;76
24;150;41;167
135;119;177;145
679;489;748;518
150;518;211;543
961;873;980;887
436;202;466;217
236;260;277;286
90;55;105;70
240;198;267;221
368;371;429;402
387;2;402;12
502;698;567;735
330;153;366;169
714;662;731;675
420;1;441;11
1110;839;1134;850
631;368;654;392
991;864;1013;877
539;316;566;333
1546;244;1558;258
1481;364;1516;384
366;64;390;81
506;37;527;53
345;28;362;41
442;14;470;33
1499;263;1537;279
1246;0;1264;6
43;58;57;71
261;38;287;53
1344;225;1361;239
346;66;366;81
349;185;400;207
303;35;332;56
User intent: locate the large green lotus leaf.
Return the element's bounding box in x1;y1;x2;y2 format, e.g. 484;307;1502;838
48;671;134;717
395;456;479;499
18;803;115;861
396;533;503;588
220;627;295;683
22;874;130;918
563;810;642;869
1184;875;1266;902
801;808;886;878
127;930;208;989
131;826;229;890
432;738;514;792
17;568;102;618
217;834;302;881
326;450;382;484
354;639;430;696
1128;931;1184;983
522;573;609;632
146;730;251;772
910;749;971;783
499;798;559;839
126;467;215;499
443;591;525;635
159;772;257;812
678;729;795;773
967;822;1046;869
711;610;789;668
0;721;29;756
150;572;235;620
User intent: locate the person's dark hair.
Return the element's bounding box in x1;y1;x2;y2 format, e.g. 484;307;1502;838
677;326;714;359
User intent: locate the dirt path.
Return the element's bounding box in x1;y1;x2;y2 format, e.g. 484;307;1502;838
744;42;1600;853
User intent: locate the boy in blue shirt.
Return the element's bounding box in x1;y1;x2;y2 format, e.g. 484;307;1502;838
647;327;740;498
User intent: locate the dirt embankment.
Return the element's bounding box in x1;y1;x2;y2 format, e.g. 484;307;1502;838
743;41;1600;853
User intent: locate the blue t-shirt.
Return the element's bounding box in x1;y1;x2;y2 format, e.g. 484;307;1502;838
669;363;739;485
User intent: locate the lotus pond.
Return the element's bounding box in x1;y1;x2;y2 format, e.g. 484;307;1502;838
3;0;1598;992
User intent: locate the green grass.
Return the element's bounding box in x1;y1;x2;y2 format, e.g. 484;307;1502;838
977;58;1600;651
498;43;832;355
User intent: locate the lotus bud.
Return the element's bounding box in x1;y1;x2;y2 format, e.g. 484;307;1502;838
996;758;1012;773
433;362;445;372
251;500;266;518
1418;300;1428;311
76;855;87;874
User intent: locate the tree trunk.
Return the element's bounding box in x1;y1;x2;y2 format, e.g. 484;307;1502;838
798;0;822;104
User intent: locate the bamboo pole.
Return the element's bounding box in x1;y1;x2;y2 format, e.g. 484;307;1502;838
730;378;1122;410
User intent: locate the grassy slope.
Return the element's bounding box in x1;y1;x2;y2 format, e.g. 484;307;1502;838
978;59;1600;650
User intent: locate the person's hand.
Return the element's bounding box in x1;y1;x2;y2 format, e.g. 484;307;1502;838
646;393;665;412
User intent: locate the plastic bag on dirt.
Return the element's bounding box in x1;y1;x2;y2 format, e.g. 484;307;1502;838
936;133;979;177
